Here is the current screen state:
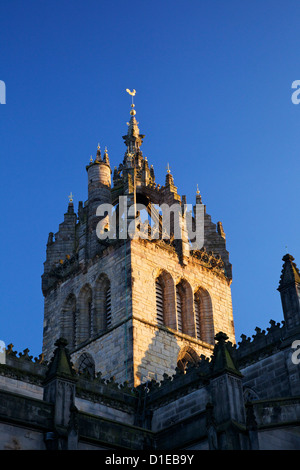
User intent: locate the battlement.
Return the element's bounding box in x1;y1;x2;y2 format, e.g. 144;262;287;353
234;319;286;367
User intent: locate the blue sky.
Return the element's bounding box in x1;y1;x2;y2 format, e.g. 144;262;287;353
1;0;300;358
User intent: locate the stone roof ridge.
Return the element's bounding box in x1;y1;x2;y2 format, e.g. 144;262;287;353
236;319;285;366
6;343;47;366
145;352;212;394
237;319;284;347
77;369;137;396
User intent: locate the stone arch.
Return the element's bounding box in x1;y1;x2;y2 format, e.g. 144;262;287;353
155;269;176;329
194;286;214;344
177;346;200;372
175;278;195;337
60;293;76;349
243;386;259;401
77;352;95;377
94;273;111;332
77;284;93;345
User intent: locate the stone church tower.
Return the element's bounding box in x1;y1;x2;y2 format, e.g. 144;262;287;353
41;97;235;386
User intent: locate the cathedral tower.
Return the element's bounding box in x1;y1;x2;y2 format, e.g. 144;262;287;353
41;93;235;386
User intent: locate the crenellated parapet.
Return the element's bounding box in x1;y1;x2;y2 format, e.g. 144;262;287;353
42;253;80;295
0;344;48;389
190;247;226;276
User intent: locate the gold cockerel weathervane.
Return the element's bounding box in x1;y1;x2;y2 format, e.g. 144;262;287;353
126;89;137;115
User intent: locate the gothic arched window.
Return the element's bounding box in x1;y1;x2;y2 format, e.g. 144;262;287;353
154;271;176;328
176;285;183;333
94;274;111;332
61;293;76;349
194;287;214;344
177;347;200;372
106;284;112;329
77;352;95;377
176;279;194;336
155;278;164;326
77;284;93;345
194;293;201;340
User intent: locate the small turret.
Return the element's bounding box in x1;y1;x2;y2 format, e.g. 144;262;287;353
85;144;112;258
86;144;111;197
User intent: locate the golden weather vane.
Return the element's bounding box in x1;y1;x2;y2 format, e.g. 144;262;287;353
126;88;136;101
126;89;137;115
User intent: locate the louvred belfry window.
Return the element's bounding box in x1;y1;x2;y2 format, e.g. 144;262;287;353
156;279;164;326
106;285;112;328
194;296;201;340
176;286;183;333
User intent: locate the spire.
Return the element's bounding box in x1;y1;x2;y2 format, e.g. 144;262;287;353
278;254;300;332
165;163;174;186
96;143;102;162
211;332;242;378
103;146;110;165
67;192;74;214
123;89;145;152
44;337;75;383
278;254;300;290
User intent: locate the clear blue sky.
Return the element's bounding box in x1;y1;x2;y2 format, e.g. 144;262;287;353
1;0;300;358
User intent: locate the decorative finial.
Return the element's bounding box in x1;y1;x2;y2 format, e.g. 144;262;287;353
96;143;102;162
166;163;171;174
90;155;93;163
196;184;202;204
103;146;110;164
68;192;74;203
126;89;137;115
